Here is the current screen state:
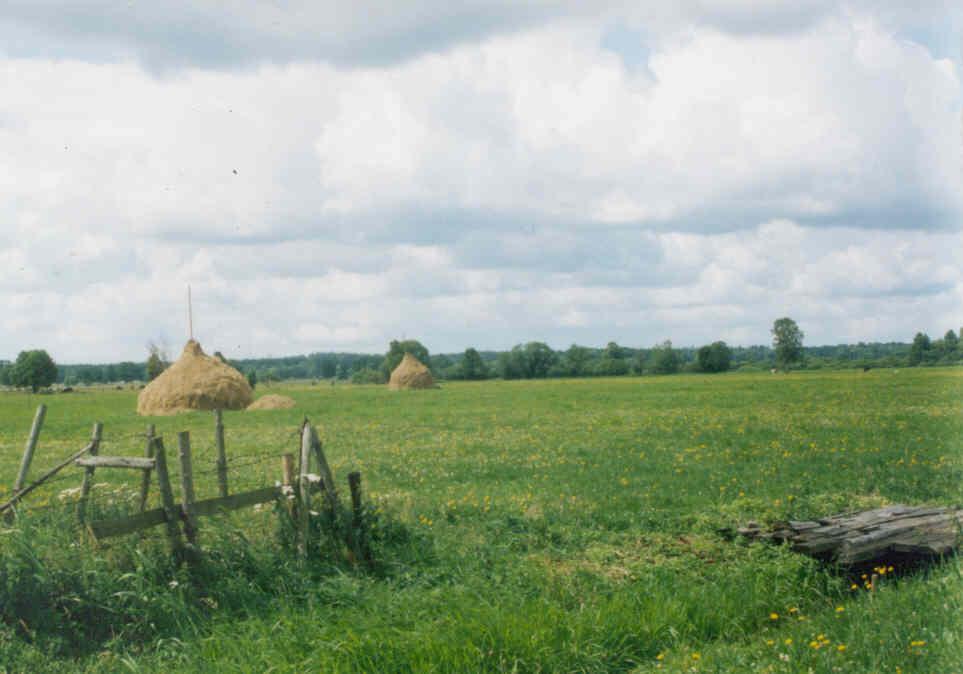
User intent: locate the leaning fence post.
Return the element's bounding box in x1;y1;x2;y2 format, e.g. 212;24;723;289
138;424;155;513
177;431;199;547
13;404;46;494
77;422;104;525
308;425;339;513
214;409;228;498
297;425;314;558
153;438;185;558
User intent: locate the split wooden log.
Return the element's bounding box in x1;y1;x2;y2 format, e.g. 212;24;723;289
76;456;156;470
739;504;963;566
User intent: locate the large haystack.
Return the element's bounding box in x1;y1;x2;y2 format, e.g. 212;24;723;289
388;352;436;390
137;340;253;415
247;394;296;411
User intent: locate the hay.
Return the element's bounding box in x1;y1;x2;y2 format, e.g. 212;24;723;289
137;340;253;415
388;352;436;390
247;394;296;411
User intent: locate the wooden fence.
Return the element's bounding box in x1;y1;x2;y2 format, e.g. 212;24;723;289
1;406;370;564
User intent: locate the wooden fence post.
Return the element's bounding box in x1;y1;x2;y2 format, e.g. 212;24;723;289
348;471;372;565
298;425;313;558
153;438;185;558
177;431;199;547
214;410;228;498
138;424;155;512
281;453;295;488
13;404;46;494
281;453;296;522
77;422;104;525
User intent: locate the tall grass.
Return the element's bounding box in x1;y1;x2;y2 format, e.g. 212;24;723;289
0;368;959;671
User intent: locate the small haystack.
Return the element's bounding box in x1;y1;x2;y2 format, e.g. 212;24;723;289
247;394;297;411
137;340;253;415
388;352;436;390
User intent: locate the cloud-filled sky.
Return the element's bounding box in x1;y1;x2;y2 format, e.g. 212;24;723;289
1;1;960;362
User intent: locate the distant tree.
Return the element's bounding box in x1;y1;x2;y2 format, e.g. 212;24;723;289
697;341;732;373
771;317;804;369
247;370;257;389
943;329;959;353
336;361;349;380
522;342;557;378
461;348;488;380
497;342;557;379
382;340;430;379
633;348;650;375
497;348;525;379
430;354;453;377
597;341;629;376
650;340;680;375
908;332;931;366
320;357;337;379
11;349;58;392
0;361;11;386
145;342;169;381
563;344;592;376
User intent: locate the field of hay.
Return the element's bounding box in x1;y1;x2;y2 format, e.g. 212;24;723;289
0;368;960;672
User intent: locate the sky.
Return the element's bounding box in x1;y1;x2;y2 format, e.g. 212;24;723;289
1;1;961;363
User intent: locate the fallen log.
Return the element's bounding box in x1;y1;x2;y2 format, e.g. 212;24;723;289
738;504;963;566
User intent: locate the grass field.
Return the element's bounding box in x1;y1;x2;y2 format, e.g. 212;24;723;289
0;368;961;672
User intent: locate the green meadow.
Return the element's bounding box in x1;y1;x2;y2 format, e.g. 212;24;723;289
0;368;960;672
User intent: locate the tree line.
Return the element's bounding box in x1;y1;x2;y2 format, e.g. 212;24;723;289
2;319;960;390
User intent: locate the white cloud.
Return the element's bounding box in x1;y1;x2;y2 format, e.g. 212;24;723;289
0;3;960;362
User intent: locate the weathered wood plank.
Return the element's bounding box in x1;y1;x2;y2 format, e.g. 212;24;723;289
76;456;156;470
192;486;280;518
88;508;167;539
88;486;282;540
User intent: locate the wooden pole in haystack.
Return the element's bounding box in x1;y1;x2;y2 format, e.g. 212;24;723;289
187;284;194;341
